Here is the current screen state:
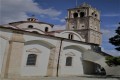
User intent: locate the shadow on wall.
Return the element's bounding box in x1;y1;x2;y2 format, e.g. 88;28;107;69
25;40;55;49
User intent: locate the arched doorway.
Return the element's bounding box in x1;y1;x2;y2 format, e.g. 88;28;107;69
83;60;106;75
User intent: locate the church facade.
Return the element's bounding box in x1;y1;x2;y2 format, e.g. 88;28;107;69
0;3;120;79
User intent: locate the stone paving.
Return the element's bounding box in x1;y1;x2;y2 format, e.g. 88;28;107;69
1;76;120;80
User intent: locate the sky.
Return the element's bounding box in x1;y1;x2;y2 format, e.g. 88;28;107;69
0;0;120;56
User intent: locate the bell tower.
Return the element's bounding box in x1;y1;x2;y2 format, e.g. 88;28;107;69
66;3;102;45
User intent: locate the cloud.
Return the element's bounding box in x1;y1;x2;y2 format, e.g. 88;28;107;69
0;0;61;24
53;24;66;30
60;19;65;23
52;17;60;20
103;49;120;56
101;29;115;39
103;24;118;28
101;24;118;38
101;29;110;35
101;28;119;56
51;18;65;23
101;28;120;56
101;14;120;17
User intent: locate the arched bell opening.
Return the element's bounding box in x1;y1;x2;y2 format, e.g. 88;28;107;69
73;12;78;18
80;12;85;17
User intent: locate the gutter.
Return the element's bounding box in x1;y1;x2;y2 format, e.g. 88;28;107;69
56;38;64;77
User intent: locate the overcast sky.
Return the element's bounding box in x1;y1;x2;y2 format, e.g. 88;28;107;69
0;0;120;56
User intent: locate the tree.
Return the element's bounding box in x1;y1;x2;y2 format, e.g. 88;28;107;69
105;56;120;67
109;22;120;51
105;22;120;67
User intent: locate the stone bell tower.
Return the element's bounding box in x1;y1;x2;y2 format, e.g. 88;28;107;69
66;3;102;45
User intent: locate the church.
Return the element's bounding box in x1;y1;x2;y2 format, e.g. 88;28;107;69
0;3;120;79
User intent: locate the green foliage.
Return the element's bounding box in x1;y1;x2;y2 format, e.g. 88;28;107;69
105;56;120;66
106;23;120;66
109;22;120;51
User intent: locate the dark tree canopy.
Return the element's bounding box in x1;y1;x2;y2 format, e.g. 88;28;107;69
105;56;120;67
109;22;120;51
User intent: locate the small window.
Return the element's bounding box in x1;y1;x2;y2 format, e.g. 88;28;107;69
68;34;73;40
45;27;49;32
95;14;97;17
92;12;94;15
80;12;85;17
77;10;80;12
28;25;33;28
82;26;84;27
72;26;74;28
32;31;39;34
26;54;37;65
66;57;72;66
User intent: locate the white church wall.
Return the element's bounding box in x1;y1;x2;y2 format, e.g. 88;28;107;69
58;40;91;76
17;23;52;32
21;34;59;76
60;49;84;76
0;30;12;75
21;44;50;76
0;27;104;77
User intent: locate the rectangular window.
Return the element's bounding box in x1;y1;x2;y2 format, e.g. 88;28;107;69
66;57;72;66
26;54;37;65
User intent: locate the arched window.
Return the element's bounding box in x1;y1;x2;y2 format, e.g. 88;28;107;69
73;12;78;18
45;27;49;32
66;57;72;66
80;12;85;17
28;25;33;28
68;34;73;40
26;54;37;65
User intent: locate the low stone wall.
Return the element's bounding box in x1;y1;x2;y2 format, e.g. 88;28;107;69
105;66;120;75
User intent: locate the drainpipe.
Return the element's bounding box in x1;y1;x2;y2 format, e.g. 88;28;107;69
56;38;64;77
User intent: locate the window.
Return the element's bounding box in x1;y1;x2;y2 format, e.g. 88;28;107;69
82;26;84;27
95;14;97;17
66;57;72;66
28;25;33;28
80;12;85;17
32;31;39;34
77;10;80;12
68;34;73;40
26;54;37;65
73;12;78;18
45;27;49;32
72;26;75;29
92;12;94;15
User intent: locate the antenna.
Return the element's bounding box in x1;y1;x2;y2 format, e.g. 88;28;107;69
76;0;78;7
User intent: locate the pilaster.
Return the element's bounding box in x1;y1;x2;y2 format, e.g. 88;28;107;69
1;33;25;78
47;48;56;76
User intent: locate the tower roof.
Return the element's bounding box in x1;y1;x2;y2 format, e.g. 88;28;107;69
79;2;91;8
